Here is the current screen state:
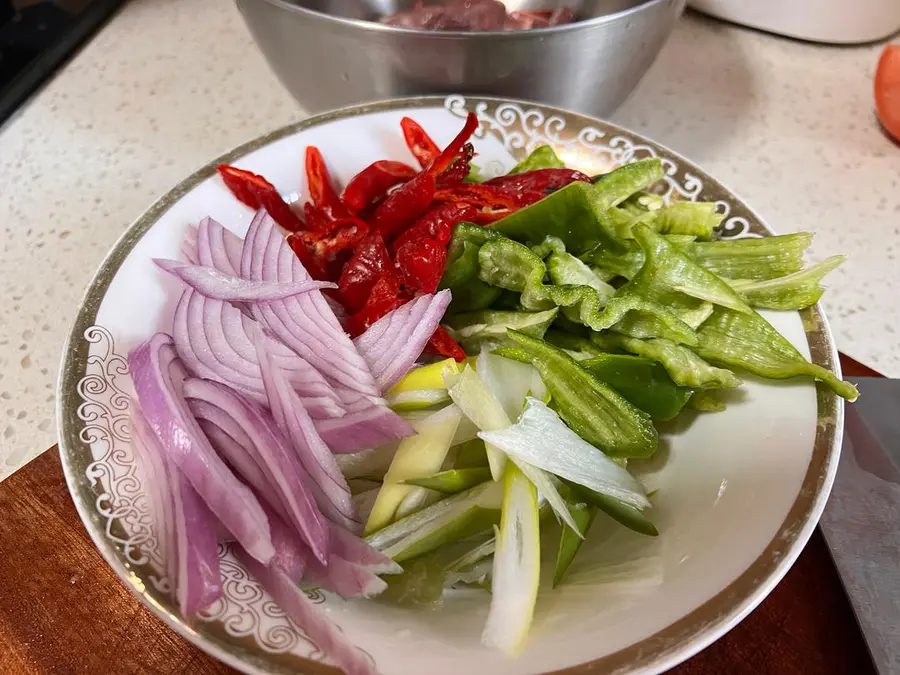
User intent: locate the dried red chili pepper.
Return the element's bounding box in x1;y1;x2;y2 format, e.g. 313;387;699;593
369;170;437;240
344;280;407;337
289;216;370;281
302;203;332;235
305;147;351;220
394;237;447;294
485;168;591;203
432;183;530;224
217;165;304;232
309;217;370;257
341;160;418;211
286;233;331;281
370;114;480;239
337;234;395;314
401;117;441;168
432;183;525;209
424;326;466;362
391;203;478;253
427;113;479;176
437;142;475;188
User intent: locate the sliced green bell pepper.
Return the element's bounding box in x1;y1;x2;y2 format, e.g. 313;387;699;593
444;308;558;352
490;181;621;254
648;201;722;240
695;306;859;401
565;481;659;536
580;354;694;421
728;256;844;311
591;332;742;389
686;233;814;281
441;222;505;312
506;330;658;458
542;329;606;360
404;468;494;494
490;160;663;255
583;232;813;285
508;145;565;174
553;499;598;587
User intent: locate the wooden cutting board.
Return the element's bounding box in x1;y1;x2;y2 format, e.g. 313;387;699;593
0;356;881;675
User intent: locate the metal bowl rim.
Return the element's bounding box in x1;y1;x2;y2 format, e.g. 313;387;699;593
238;0;675;39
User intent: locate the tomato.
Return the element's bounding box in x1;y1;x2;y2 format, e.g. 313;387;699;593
875;44;900;141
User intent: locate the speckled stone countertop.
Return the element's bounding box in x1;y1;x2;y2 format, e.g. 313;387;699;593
0;0;897;479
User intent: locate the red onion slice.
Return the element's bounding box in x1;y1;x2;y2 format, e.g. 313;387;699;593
173;289;345;418
181;225;199;265
235;549;377;675
303;550;388;600
129;404;177;580
315;405;416;455
130;403;222;615
329;526;401;575
128;333;274;564
265;512;387;600
354;290;453;392
252;327;360;532
185;378;330;564
155;258;335;302
196;216;243;276
242;210;380;397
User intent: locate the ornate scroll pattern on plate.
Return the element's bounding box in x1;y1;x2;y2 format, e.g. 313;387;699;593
75;326;332;659
445;95;762;241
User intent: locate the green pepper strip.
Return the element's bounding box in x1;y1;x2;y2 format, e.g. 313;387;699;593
695;306;859;401
508;145;566;174
478;237;691;342
542;329;606;361
728;256;844;311
580;354;694;421
444;308;558;352
553;500;598;587
583;232;814;283
565;481;659;536
404;468;494;494
440;222;505;312
490;159;664;255
506;330;658;459
579;224;755;344
591;332;742;389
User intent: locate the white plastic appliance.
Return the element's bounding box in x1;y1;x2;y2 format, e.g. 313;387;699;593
689;0;900;44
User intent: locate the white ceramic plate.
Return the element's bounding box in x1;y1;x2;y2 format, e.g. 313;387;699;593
57;95;844;675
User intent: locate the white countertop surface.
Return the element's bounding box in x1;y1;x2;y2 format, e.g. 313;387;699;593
0;0;897;480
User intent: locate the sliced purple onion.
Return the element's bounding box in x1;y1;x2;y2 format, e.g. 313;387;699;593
181;225;199;265
264;511;388;600
129;404;177;580
130;403;222;614
354;290;453;392
329;526;401;575
235;548;377;675
155;258;335;302
185;378;330;564
252;326;360;533
263;502;309;582
196;216;243;276
316;405;415;455
241;210;380;398
128;333;274;564
303;550;387;600
172;288;345;418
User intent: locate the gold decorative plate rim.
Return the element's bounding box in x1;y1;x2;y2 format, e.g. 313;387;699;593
56;95;843;675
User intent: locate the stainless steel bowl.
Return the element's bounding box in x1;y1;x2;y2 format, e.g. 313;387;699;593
235;0;685;116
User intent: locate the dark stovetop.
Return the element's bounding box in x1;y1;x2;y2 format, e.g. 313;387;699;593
0;0;126;125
